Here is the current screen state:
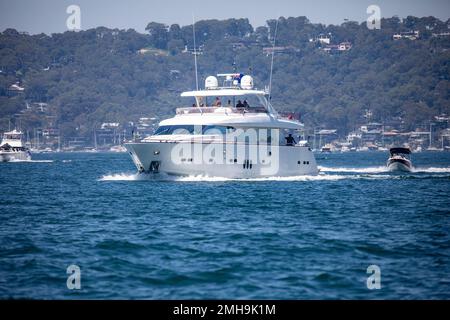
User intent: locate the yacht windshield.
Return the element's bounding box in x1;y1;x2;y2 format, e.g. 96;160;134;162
154;125;235;135
5;134;20;139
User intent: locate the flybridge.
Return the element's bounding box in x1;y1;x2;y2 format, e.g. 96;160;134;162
180;73;268;97
180;89;267;97
179;73;278;116
210;73;254;90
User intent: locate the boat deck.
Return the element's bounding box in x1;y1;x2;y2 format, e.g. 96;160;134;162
176;106;268;115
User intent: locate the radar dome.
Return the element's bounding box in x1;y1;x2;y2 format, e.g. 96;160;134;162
240;75;254;90
205;76;218;89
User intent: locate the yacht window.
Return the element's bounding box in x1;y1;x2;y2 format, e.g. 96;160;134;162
202;126;235;135
154;125;195;135
154;125;235;136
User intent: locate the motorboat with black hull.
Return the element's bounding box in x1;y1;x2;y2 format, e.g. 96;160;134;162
387;147;412;172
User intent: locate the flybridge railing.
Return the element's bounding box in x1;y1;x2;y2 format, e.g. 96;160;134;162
176;106;268;115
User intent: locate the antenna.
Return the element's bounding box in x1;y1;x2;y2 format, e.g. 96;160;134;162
192;14;199;91
268;17;279;99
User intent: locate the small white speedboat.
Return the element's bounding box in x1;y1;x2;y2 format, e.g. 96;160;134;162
387;147;412;172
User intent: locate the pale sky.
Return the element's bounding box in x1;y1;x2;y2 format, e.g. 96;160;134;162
0;0;449;34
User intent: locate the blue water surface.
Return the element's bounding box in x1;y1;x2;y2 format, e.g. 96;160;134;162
0;151;449;299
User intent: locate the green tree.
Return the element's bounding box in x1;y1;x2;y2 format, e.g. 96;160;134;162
145;22;169;49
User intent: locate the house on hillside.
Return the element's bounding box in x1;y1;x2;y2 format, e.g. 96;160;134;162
95;122;121;148
137;48;169;56
431;32;450;38
309;34;331;45
322;41;352;54
181;45;204;55
262;46;299;56
7;83;25;96
393;30;420;40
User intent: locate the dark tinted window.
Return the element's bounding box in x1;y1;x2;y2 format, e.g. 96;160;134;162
154;125;195;135
154;125;235;135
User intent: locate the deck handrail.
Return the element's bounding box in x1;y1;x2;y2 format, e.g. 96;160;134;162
176;106;268;115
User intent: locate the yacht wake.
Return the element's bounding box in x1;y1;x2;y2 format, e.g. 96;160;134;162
175;174;350;182
318;166;387;173
413;167;450;173
99;172;392;182
99;173;151;181
100;166;450;182
319;165;450;174
7;159;53;163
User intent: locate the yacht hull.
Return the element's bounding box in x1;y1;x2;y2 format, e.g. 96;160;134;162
125;141;318;178
0;150;31;162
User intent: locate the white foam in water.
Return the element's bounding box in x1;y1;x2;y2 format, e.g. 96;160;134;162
175;174;352;182
100;172;233;182
8;159;53;163
319;165;450;174
413;167;450;173
100;166;450;182
100;172;366;182
100;173;146;181
318;166;388;173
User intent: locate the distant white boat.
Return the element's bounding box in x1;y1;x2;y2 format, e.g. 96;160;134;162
321;144;333;153
41;147;53;153
0;130;31;162
109;145;126;153
387;147;412;172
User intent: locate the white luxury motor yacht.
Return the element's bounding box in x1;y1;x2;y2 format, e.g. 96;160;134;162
0;129;31;162
387;147;412;172
125;73;318;178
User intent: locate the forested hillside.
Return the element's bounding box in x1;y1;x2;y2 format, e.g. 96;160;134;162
0;16;449;140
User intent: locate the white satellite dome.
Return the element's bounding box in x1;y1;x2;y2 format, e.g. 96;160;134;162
205;76;218;89
240;75;254;90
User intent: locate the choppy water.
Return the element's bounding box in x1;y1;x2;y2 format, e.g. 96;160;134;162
1;151;449;299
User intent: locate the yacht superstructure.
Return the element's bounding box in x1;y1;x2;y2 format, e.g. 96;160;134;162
125;73;318;178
